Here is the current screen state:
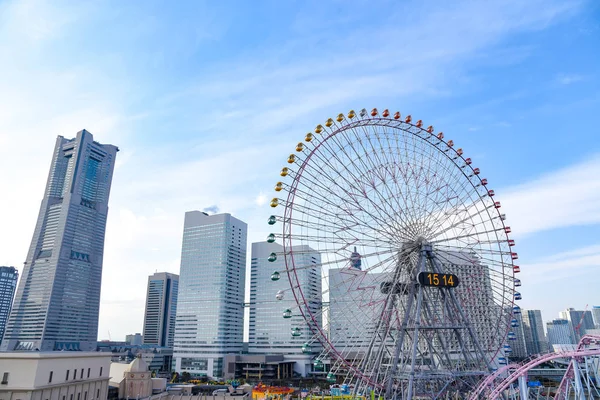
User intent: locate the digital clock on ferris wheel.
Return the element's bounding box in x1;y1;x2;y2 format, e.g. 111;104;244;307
417;272;460;288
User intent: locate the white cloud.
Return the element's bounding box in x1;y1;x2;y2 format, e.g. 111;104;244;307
501;155;600;237
255;193;268;207
517;243;600;324
555;73;584;85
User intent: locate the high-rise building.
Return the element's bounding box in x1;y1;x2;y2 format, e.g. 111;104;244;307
547;319;576;346
247;242;321;376
173;211;247;378
0;266;19;342
328;266;387;358
559;308;595;341
591;306;600;329
1;131;118;352
522;310;548;356
142;272;179;348
125;333;143;346
508;312;528;359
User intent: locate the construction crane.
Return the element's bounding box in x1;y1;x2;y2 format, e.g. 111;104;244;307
574;304;589;340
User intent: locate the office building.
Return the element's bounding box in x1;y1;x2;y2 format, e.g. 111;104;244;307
0;267;18;342
559;308;595;341
328;266;386;358
125;333;142;346
547;319;576;346
592;306;600;329
1;131;118;352
142;272;179;348
508;312;527;359
0;352;110;400
172;212;247;378
248;242;321;376
522;309;548;355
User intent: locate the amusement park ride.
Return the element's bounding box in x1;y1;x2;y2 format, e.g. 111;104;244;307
263;108;600;399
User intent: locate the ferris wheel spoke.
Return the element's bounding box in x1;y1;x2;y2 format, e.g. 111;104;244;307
336;122;424;239
316;127;420;240
429;226;507;246
294;153;405;242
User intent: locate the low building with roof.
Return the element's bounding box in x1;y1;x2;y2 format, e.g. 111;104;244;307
109;355;166;399
0;352;110;400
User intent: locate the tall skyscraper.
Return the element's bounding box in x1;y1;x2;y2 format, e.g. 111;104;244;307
522;309;548;355
547;319;576;347
508;312;528;359
0;266;19;342
142;272;179;348
1;131;118;352
559;308;595;340
248;242;321;358
173;211;247;378
591;306;600;329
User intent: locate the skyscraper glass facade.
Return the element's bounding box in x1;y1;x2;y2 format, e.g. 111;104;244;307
0;266;18;342
173;212;247;378
547;319;575;346
143;272;179;348
248;242;321;355
522;309;548;356
0;130;118;351
593;306;600;329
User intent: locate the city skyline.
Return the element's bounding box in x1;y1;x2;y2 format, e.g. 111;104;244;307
0;0;599;340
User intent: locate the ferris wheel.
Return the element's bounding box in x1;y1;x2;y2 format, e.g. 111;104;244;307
266;108;521;399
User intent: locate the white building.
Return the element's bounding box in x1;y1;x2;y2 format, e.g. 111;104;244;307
248;242;321;376
328;266;387;358
172;211;247;378
0;352;110;400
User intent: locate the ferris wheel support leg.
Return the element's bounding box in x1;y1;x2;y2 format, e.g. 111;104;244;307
406;256;426;400
384;253;425;399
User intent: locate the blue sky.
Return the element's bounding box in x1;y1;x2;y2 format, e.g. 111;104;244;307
0;0;599;340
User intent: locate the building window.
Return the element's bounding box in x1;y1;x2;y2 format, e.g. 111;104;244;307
74;370;77;379
49;371;53;383
97;389;100;399
66;370;70;380
81;369;84;378
63;396;66;400
87;368;90;378
77;393;81;400
1;372;8;384
70;395;73;400
100;367;103;376
84;392;87;400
